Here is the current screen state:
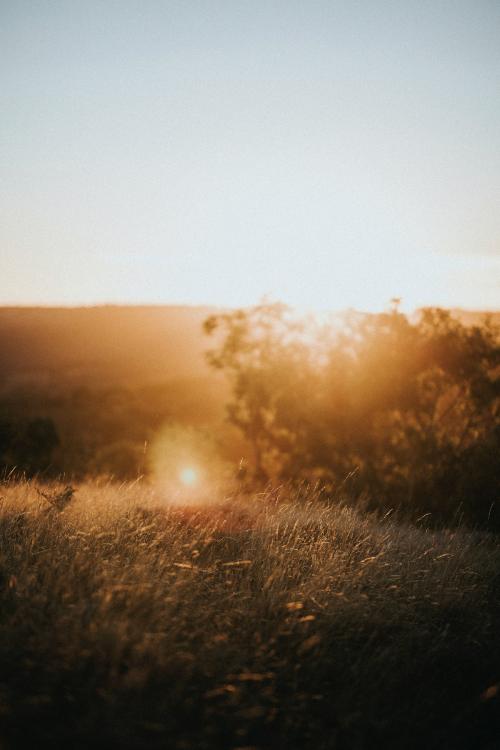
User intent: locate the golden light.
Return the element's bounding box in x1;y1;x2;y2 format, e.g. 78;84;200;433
179;467;198;487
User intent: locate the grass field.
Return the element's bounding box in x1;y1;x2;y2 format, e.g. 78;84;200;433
0;480;499;749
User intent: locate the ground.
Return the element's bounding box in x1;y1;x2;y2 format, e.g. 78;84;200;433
0;481;499;749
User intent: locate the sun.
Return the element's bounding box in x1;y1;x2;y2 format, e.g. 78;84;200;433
179;467;198;487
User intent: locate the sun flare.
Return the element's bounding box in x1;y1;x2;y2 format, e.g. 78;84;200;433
179;467;198;487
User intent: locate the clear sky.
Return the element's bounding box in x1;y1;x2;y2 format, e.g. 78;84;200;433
1;0;499;311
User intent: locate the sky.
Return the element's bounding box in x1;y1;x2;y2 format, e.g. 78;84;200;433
1;0;499;312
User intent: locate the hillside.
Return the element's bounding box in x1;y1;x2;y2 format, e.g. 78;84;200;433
0;480;499;749
0;306;233;477
0;305;220;393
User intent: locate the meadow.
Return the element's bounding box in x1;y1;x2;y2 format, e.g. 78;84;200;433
1;480;499;749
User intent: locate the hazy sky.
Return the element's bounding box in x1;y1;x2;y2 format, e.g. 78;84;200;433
1;1;499;311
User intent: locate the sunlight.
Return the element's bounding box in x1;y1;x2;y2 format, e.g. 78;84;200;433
179;467;198;487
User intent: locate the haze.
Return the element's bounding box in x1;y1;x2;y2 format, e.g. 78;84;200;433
1;1;499;311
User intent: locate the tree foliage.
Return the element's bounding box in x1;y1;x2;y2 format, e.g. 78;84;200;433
205;303;500;526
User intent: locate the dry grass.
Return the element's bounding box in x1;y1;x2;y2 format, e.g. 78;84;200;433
0;480;499;749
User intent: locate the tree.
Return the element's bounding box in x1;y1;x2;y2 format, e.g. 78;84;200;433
204;302;500;525
204;301;317;481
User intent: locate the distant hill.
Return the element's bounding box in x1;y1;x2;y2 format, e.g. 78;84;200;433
0;305;221;393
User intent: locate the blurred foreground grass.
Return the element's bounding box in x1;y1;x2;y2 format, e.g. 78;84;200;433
0;481;499;749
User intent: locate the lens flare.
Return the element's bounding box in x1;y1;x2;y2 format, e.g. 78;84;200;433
179;467;198;486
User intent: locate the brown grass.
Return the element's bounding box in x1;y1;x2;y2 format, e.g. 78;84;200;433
0;480;499;749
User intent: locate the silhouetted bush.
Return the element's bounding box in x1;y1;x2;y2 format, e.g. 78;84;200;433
0;417;60;477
